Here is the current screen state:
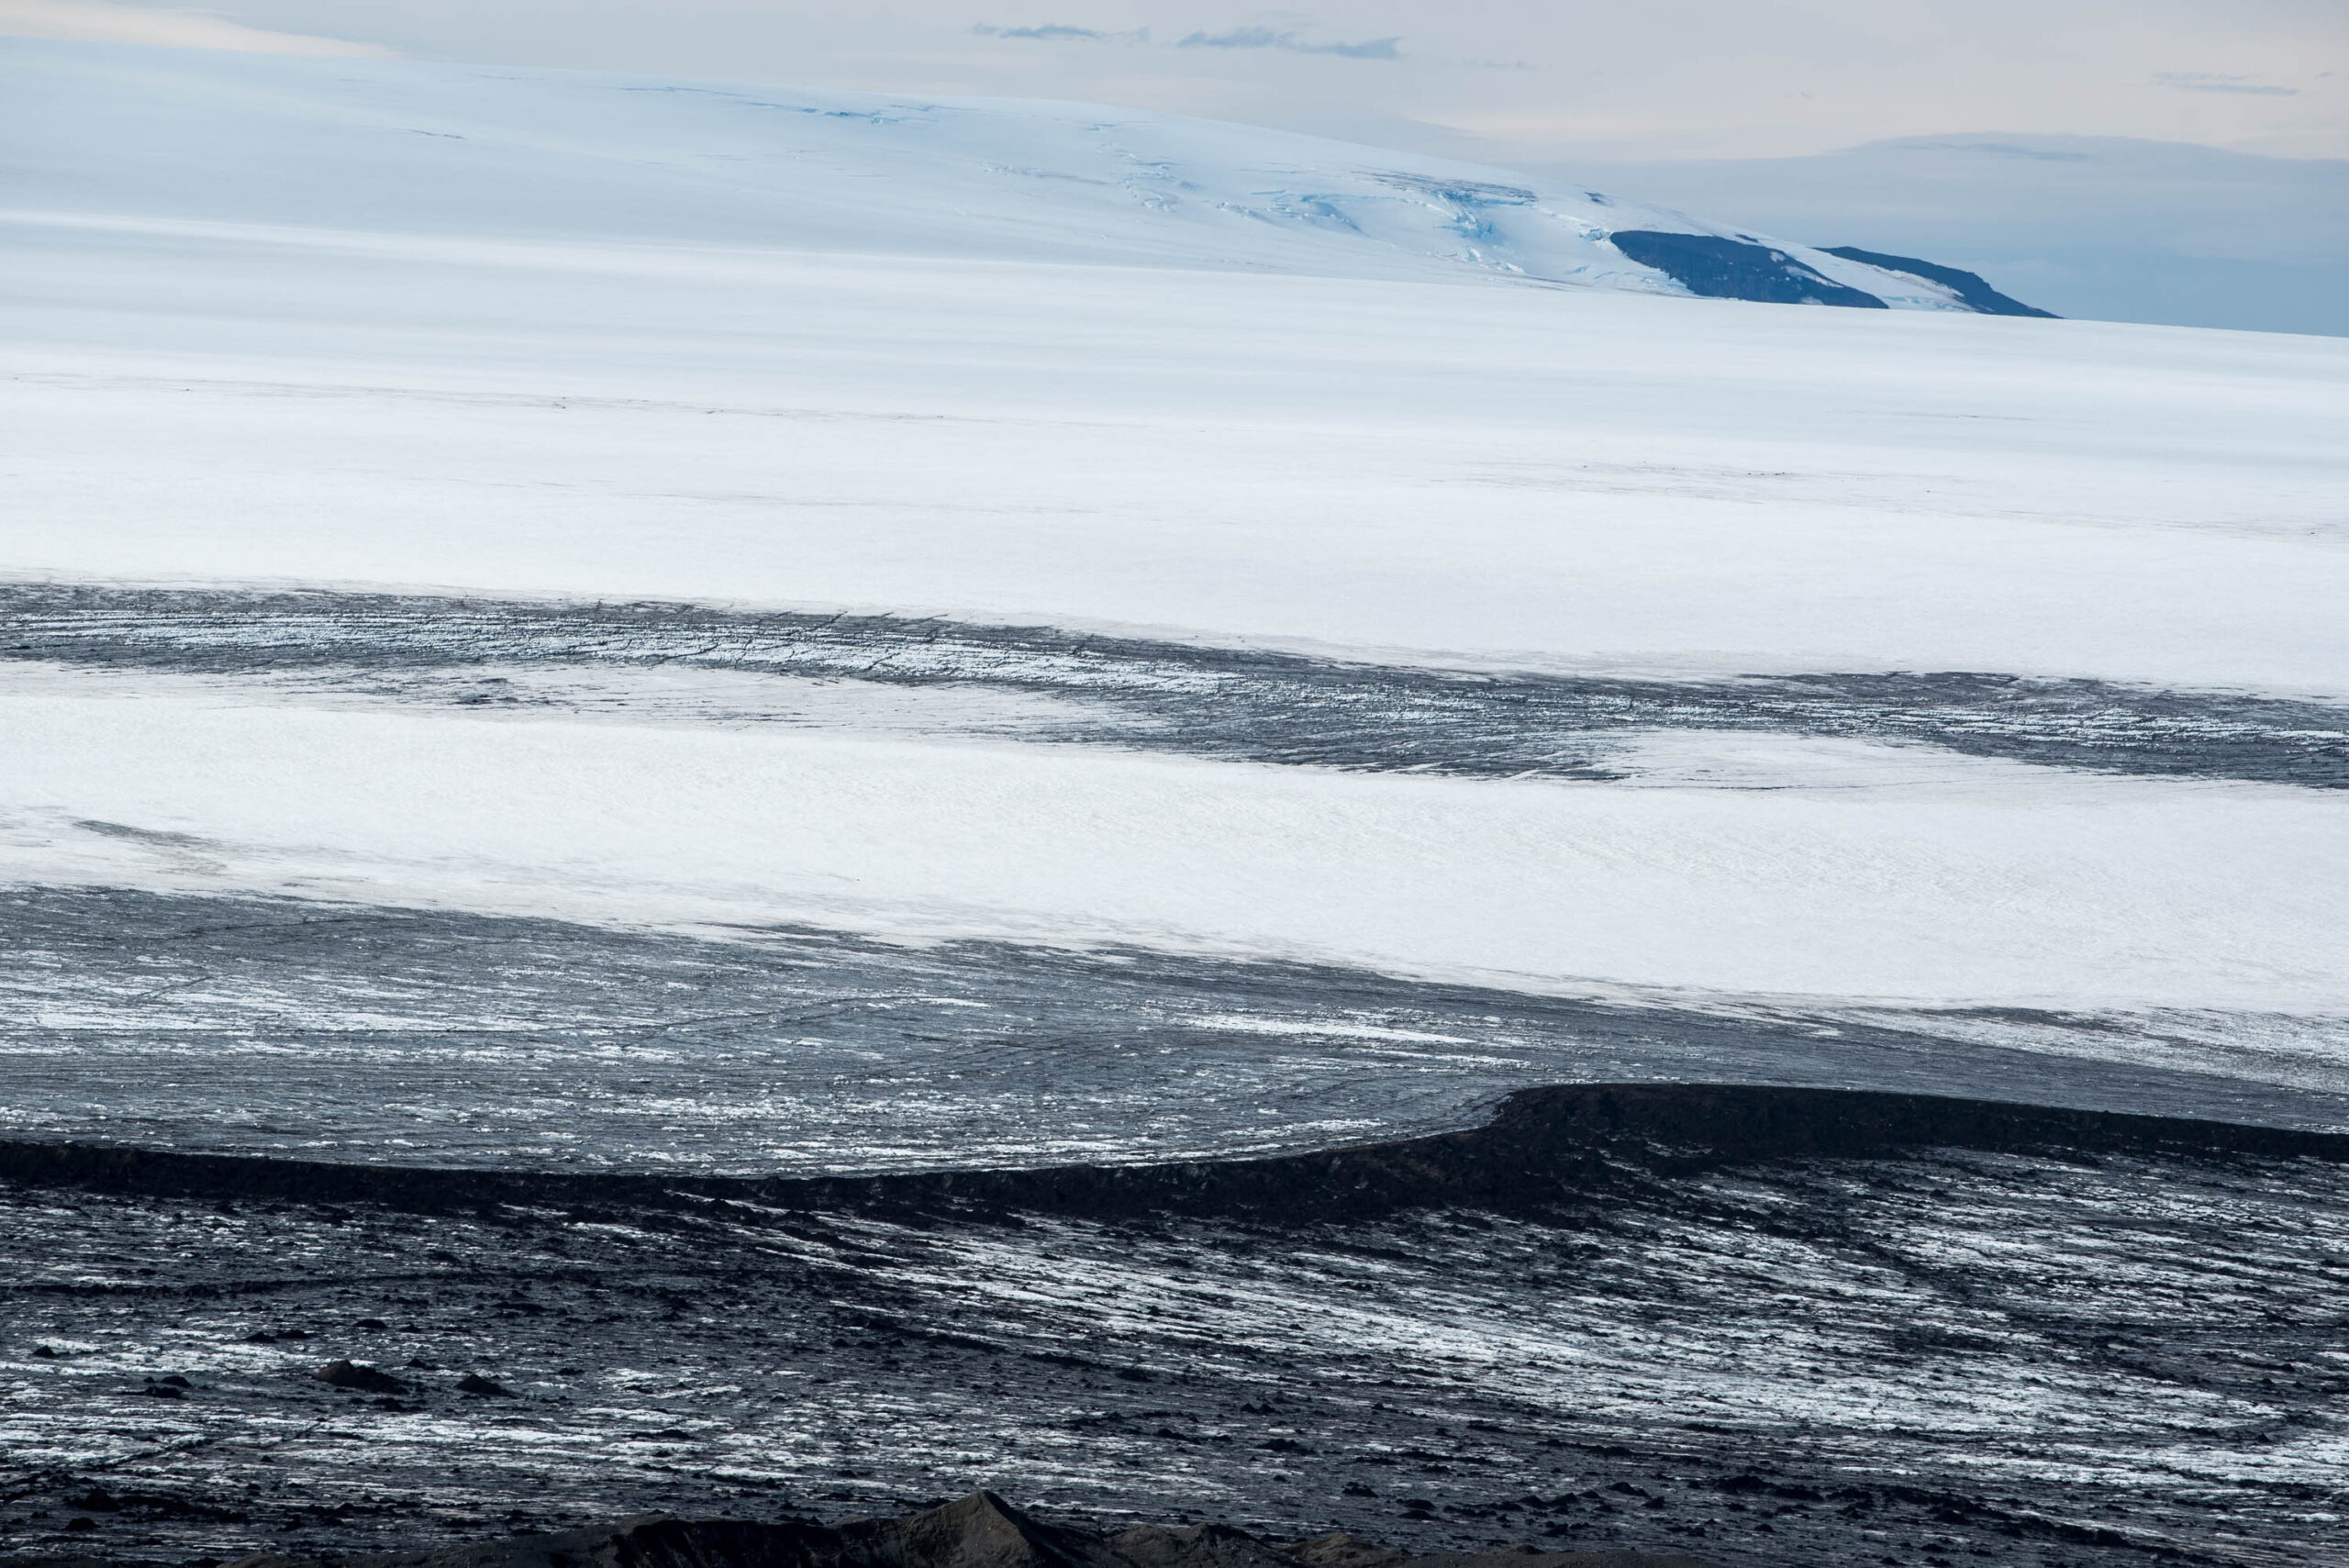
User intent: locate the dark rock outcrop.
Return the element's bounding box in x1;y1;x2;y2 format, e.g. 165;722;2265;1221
1820;246;2056;317
314;1361;406;1395
1605;231;1887;307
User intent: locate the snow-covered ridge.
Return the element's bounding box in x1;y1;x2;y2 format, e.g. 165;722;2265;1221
4;38;1994;312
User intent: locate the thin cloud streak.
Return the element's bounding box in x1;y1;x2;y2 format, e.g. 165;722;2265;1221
1176;27;1400;60
2155;72;2298;95
973;22;1147;44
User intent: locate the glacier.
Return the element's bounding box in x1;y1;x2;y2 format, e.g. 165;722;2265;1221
6;36;2349;1568
5;37;2349;1147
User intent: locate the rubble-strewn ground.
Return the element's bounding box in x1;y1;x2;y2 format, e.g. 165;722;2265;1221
139;1486;1719;1568
5;1088;2344;1568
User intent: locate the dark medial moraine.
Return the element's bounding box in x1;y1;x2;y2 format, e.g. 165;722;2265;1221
8;584;2343;789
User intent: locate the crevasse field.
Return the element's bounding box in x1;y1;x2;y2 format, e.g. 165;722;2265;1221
7;37;2349;1568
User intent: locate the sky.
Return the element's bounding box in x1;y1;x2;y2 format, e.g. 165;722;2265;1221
4;0;2344;162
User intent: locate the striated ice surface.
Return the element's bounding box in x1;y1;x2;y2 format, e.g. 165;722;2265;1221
2;887;2345;1173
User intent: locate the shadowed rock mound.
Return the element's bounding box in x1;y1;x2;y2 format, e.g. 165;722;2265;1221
0;1084;2341;1227
217;1493;1708;1568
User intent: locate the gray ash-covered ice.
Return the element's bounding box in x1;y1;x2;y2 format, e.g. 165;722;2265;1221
6;885;2346;1174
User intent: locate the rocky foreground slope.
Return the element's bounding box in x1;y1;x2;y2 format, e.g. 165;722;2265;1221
212;1492;1703;1568
5;1085;2344;1568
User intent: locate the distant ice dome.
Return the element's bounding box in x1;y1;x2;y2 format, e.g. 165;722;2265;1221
2;39;2039;315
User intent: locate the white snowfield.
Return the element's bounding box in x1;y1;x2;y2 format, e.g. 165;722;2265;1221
5;40;2348;1048
5;680;2344;1014
3;39;1969;305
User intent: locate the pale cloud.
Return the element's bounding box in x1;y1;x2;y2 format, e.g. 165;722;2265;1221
973;21;1147;43
1174;27;1399;59
972;20;1398;59
2155;71;2298;95
0;0;390;54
